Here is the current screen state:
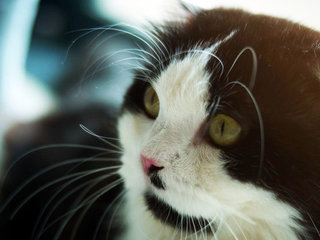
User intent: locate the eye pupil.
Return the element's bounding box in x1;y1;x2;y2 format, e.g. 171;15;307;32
220;120;225;136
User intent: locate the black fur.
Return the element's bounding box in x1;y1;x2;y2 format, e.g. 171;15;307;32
148;166;165;190
144;192;213;233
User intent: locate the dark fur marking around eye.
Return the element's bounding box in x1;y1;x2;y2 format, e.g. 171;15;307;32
144;192;214;233
121;79;149;115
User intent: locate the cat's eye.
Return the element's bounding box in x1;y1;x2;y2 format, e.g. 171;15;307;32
209;114;241;146
144;86;159;118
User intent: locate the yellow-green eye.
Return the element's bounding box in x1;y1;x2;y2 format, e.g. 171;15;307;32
209;114;241;146
144;86;159;118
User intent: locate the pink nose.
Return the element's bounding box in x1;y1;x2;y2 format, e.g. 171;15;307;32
141;154;161;175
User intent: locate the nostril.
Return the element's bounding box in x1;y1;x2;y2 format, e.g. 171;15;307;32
148;165;164;176
141;154;165;189
140;154;163;175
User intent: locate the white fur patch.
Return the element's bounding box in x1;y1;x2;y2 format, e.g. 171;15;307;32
118;45;305;239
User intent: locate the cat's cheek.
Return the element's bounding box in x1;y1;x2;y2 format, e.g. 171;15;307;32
118;112;151;147
118;112;153;192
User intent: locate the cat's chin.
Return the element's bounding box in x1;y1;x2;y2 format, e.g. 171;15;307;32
143;191;214;234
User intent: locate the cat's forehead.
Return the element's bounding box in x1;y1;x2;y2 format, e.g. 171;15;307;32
152;51;212;120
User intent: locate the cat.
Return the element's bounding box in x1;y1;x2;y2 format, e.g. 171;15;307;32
118;7;320;240
1;6;320;240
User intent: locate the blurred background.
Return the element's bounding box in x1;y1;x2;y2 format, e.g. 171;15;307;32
1;0;320;170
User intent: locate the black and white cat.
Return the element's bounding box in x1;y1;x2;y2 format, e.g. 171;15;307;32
1;7;320;240
118;7;320;240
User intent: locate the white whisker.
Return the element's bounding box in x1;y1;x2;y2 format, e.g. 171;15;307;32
105;190;127;240
93;190;126;240
63;26;110;64
190;217;199;240
224;46;258;91
44;178;124;240
34;173;117;240
2;144;109;183
69;178;123;240
197;219;206;240
0;154;118;214
307;212;320;238
232;216;249;240
79;124;122;151
224;220;240;240
8;166;120;219
227;80;265;180
81;48;157;86
64;23;162;64
180;215;184;240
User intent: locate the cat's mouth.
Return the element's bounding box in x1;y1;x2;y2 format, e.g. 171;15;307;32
144;191;214;234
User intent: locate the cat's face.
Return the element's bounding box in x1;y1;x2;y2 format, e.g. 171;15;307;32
118;8;320;240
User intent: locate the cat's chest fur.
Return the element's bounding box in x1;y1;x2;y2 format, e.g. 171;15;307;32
118;8;320;240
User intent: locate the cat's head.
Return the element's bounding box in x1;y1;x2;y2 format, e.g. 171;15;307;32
118;8;320;240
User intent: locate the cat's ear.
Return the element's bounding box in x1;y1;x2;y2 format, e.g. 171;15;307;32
179;1;200;22
145;1;200;25
180;1;200;16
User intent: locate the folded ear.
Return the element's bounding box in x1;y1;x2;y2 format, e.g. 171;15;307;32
179;0;201;22
180;1;200;15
